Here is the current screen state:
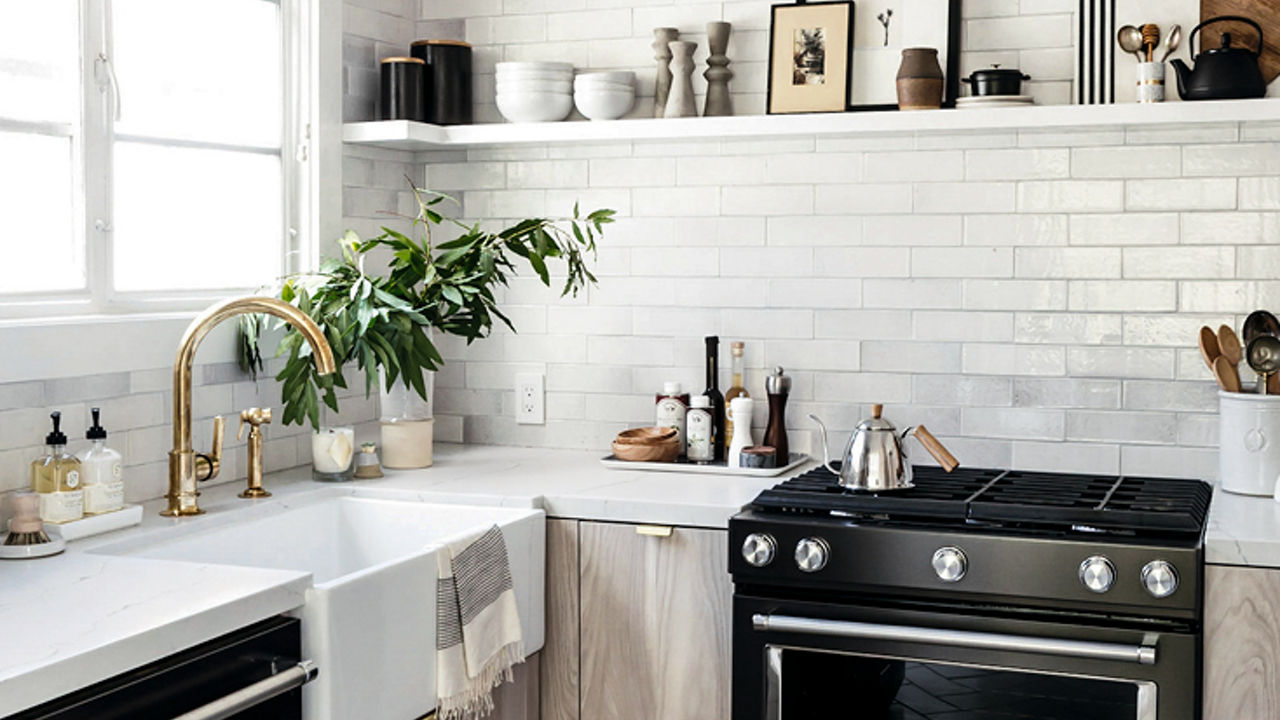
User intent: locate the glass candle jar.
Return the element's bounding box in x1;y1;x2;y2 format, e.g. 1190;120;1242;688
312;426;356;482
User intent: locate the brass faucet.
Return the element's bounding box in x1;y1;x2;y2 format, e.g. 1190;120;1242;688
238;407;273;499
163;297;337;516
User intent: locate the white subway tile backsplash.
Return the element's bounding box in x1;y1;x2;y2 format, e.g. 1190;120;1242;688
1123;247;1234;279
912;248;1013;278
816;184;914;215
864;215;963;247
1011;440;1120;474
913;311;1014;342
1070;146;1180;179
1018;181;1124;213
1067;280;1177;312
721;185;814;216
1240;177;1280;210
1014;313;1121;344
965;214;1068;246
964;280;1067;310
814;247;910;278
815;310;913;340
962;407;1065;440
917;182;1016;214
965;149;1069;180
1126;178;1237;211
1013;377;1121;408
865;151;964;183
1069;213;1179;245
591;158;676;188
962;344;1066;376
1015;247;1120;279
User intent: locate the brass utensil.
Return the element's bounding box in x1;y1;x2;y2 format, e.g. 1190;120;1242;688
1118;25;1145;61
1218;324;1243;368
1214;355;1242;393
1198;325;1221;372
1247;335;1280;395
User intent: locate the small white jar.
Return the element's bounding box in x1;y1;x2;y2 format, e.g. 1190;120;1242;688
1220;390;1280;496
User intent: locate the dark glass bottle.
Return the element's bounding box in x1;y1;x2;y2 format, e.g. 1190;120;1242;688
704;336;726;462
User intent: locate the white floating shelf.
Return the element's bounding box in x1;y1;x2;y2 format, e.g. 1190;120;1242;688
343;98;1280;151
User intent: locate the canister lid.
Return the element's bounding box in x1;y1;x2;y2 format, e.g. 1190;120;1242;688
691;395;711;409
410;39;472;47
380;56;426;64
663;381;681;395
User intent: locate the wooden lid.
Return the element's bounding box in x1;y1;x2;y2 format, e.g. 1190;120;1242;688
411;39;472;47
381;56;425;64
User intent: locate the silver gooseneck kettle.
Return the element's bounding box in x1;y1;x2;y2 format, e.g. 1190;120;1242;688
809;404;960;492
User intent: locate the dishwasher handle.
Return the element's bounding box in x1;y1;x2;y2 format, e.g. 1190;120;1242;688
754;613;1157;666
170;660;317;720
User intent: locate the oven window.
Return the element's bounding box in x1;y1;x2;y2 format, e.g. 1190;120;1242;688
779;649;1142;719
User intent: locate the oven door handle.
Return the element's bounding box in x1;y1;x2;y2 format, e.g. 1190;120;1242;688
753;614;1157;666
170;659;318;720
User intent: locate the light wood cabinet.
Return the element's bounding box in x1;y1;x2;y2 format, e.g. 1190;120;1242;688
577;522;732;720
1204;564;1280;720
541;518;581;720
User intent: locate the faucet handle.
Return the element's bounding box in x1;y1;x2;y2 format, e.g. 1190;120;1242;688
195;416;226;482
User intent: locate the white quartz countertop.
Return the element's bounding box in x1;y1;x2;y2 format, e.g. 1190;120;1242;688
0;442;785;715
1206;484;1280;569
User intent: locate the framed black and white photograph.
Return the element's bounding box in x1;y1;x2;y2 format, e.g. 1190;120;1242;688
767;2;854;114
848;0;962;110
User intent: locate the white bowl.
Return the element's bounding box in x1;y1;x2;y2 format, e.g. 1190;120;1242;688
573;88;635;121
573;78;635;93
497;91;575;123
497;78;573;94
575;71;636;85
496;61;574;73
496;68;574;80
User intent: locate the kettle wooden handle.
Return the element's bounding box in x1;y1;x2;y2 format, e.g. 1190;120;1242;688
913;425;959;472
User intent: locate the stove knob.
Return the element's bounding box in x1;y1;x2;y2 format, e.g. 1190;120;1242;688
1078;555;1116;593
932;546;967;583
794;537;830;573
1142;560;1179;599
742;533;777;567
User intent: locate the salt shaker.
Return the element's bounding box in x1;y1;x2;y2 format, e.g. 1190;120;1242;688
763;367;791;463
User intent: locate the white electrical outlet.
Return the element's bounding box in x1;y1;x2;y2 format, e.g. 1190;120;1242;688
515;372;545;425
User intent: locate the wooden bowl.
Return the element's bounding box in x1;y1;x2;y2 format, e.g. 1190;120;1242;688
613;426;677;446
612;435;680;463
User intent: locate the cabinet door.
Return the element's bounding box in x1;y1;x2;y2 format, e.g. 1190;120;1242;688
578;522;732;720
1205;564;1280;720
541;518;580;720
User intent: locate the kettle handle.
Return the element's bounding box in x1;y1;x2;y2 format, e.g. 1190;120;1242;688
807;414;841;477
1190;15;1263;56
908;425;960;472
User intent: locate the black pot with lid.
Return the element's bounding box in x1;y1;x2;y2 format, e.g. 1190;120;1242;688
962;64;1031;96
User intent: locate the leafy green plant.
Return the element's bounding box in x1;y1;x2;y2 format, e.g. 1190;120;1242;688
241;186;614;429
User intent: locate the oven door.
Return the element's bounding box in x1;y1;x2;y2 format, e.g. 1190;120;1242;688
733;594;1199;720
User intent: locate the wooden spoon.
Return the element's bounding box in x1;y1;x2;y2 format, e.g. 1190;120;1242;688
1218;324;1243;368
1214;355;1241;393
1199;326;1222;372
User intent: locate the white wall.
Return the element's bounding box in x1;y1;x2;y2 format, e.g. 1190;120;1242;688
333;1;1280;480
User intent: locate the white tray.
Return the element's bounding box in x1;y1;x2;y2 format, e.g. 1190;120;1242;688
55;504;144;541
600;452;810;478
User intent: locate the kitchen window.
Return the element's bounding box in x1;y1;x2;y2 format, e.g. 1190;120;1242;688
0;0;306;318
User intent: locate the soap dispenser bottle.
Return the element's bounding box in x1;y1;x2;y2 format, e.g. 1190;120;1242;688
78;408;124;515
30;411;84;523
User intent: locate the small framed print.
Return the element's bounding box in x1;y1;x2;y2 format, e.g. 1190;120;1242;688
848;0;961;111
767;1;854;114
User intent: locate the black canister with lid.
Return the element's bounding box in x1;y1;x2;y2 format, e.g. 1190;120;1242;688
410;39;472;125
379;57;427;121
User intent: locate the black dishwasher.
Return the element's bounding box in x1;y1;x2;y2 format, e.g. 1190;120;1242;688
4;616;315;720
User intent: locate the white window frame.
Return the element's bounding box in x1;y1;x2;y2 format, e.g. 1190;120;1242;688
0;0;314;321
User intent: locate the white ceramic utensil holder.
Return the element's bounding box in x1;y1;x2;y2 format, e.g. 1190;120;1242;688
1135;62;1165;103
1219;390;1280;496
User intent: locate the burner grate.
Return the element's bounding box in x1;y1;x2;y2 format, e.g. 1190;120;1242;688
751;465;1212;538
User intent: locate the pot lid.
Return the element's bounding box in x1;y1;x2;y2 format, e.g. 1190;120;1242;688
967;64;1026;78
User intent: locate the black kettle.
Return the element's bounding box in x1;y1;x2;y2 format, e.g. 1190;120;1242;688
1171;15;1267;100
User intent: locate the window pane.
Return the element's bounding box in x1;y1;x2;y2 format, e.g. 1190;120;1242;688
113;143;281;292
0;132;82;293
0;1;79;124
113;0;281;148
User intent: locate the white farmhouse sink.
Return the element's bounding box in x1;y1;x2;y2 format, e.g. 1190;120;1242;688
92;495;544;720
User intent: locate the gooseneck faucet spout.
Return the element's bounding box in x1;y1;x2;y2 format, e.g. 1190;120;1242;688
163;296;337;517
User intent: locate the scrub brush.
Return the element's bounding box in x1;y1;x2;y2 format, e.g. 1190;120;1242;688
4;493;49;545
0;492;65;558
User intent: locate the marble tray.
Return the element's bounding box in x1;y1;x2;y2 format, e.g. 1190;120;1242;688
600;452;810;478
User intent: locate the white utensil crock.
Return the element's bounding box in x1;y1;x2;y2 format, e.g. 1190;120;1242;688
1219;390;1280;496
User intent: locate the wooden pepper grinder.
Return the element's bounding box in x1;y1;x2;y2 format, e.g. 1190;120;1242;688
763;367;791;463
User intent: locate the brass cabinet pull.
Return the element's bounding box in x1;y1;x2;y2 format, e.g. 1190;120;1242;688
635;525;673;537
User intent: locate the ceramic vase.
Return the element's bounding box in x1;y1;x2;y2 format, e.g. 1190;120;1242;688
664;40;698;118
652;27;679;118
895;47;944;110
702;21;733;116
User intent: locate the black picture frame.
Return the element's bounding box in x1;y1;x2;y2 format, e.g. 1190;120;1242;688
844;0;963;112
766;1;856;115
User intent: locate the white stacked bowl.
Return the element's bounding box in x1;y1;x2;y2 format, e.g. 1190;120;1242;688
496;62;574;123
573;71;636;121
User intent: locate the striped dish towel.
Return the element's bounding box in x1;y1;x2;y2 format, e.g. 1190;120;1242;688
436;525;524;720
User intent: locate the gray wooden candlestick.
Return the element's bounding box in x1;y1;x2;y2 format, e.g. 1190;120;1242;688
652;27;679;118
703;21;733;116
664;40;698;118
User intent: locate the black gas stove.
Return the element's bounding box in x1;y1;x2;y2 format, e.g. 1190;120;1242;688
729;465;1212;720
